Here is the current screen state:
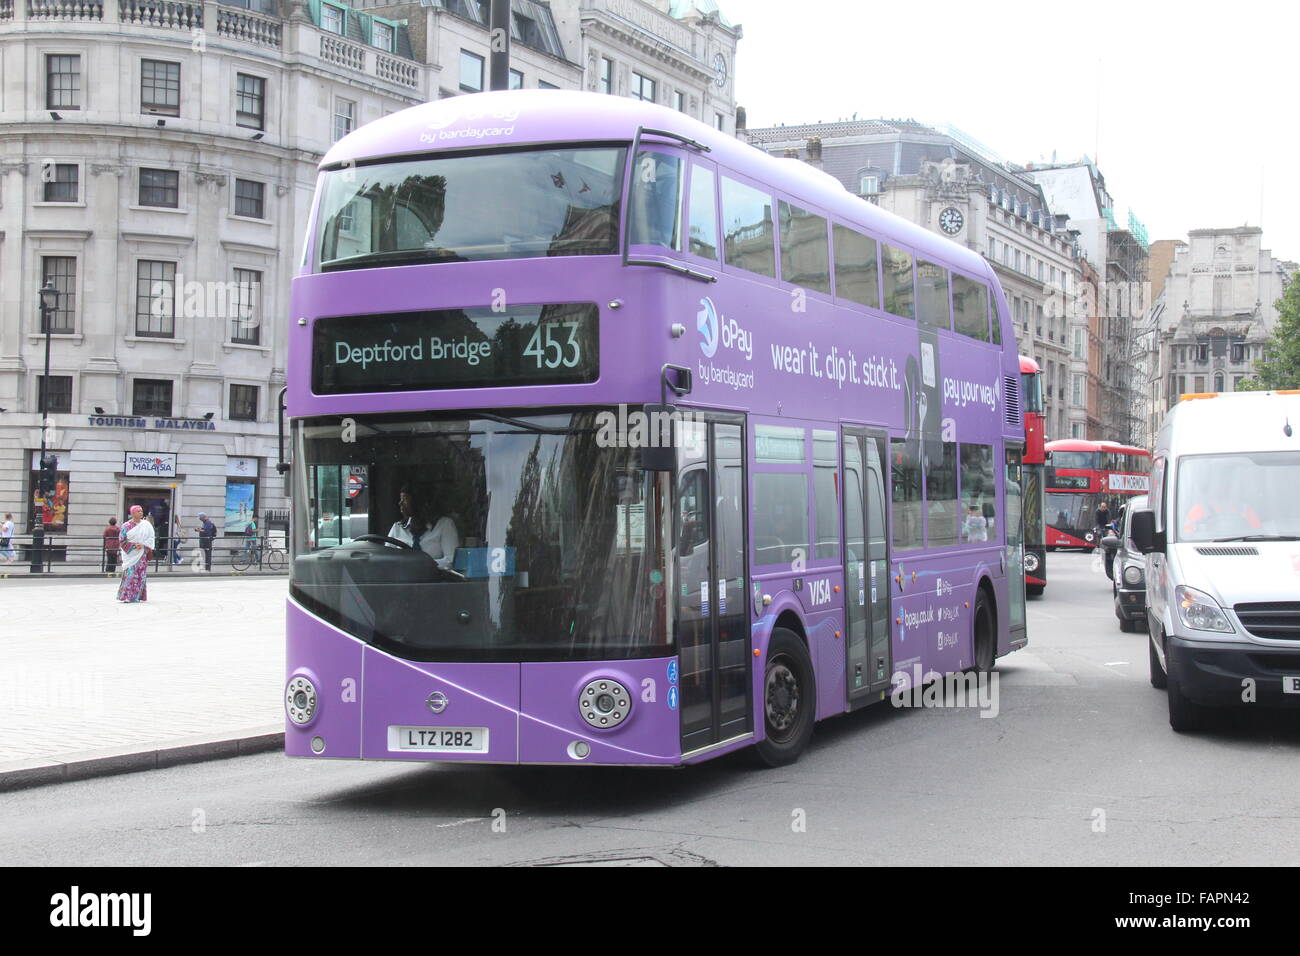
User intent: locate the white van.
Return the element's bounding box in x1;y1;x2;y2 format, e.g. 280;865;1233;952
1131;390;1300;731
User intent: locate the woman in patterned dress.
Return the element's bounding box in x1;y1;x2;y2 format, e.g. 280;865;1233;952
117;505;155;603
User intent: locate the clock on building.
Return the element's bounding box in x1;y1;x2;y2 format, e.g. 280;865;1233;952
713;53;727;88
938;206;964;235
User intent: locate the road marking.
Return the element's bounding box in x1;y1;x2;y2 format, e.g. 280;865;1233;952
1103;661;1129;667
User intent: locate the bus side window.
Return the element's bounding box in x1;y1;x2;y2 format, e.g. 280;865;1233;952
832;223;880;309
778;201;831;295
917;260;951;331
882;243;915;320
687;164;718;260
721;175;776;278
989;293;1003;345
953;275;990;342
629;151;683;250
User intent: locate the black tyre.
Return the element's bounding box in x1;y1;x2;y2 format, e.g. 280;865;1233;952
231;550;251;572
753;628;816;767
1026;584;1044;597
1118;611;1136;633
1148;632;1167;689
972;588;996;674
1166;648;1214;733
267;549;286;572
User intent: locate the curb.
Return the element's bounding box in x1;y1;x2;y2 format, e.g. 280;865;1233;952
0;571;288;581
0;726;285;792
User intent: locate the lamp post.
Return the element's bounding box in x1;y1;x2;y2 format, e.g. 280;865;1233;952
31;279;59;573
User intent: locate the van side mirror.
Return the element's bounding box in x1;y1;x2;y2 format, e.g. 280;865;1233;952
1130;510;1164;554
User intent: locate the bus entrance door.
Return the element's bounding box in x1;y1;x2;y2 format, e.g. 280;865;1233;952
676;419;752;756
843;428;892;704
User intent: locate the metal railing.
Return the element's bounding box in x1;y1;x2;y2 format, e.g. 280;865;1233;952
0;534;287;575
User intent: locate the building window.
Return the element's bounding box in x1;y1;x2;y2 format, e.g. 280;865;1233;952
372;21;394;52
321;2;345;34
631;71;656;102
229;384;259;422
235;73;265;130
600;57;613;94
333;98;355;142
40;257;77;333
509;68;523;90
46;54;80;110
231;269;261;345
1231;342;1246;363
1071;373;1084;406
538;80;558;90
459;50;484;92
673;90;684;112
716;112;725;131
860;175;879;196
38;375;73;414
1072;326;1086;359
132;379;173;418
141;60;181;116
139;168;180;208
1213;372;1224;393
42;164;78;203
135;261;176;338
234;179;265;219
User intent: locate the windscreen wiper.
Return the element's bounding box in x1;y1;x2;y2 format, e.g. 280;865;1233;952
1211;534;1300;542
320;248;466;271
475;413;574;435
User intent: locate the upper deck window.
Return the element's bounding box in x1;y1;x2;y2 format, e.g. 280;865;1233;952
916;260;951;330
687;165;718;260
316;147;626;272
628;150;682;250
952;275;989;342
778;201;830;294
882;243;914;320
721;176;775;279
832;224;879;309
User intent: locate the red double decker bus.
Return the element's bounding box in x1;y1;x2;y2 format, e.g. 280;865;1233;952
1045;439;1151;549
1020;357;1046;594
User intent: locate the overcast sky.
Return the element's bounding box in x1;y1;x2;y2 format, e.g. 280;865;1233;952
732;0;1296;264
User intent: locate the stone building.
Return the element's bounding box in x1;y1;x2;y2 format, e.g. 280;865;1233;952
744;119;1079;439
0;0;430;552
1148;226;1296;432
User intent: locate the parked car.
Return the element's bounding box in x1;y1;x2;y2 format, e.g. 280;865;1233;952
1103;494;1147;632
1131;391;1300;732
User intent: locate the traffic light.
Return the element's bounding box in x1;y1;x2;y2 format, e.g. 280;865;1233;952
38;455;57;495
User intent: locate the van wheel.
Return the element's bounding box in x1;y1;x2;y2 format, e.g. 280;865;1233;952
1119;614;1136;633
1148;632;1167;689
972;588;995;673
1166;652;1213;732
753;629;816;767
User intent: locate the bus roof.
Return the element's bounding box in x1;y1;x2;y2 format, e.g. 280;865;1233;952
320;89;999;283
1046;439;1150;456
1019;355;1040;374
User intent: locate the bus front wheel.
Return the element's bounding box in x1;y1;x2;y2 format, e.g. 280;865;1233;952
972;588;996;673
753;628;816;768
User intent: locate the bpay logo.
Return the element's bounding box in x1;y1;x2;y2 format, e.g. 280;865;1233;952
697;297;719;358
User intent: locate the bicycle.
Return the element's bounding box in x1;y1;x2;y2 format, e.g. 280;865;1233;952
231;537;286;572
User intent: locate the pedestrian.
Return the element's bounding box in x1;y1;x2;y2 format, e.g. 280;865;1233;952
117;505;154;602
171;515;186;566
0;512;15;565
196;511;216;571
244;515;259;565
102;516;120;572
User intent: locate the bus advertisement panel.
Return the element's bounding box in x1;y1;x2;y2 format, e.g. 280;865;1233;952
283;90;1026;769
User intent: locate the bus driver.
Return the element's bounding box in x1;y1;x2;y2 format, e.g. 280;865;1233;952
388;486;460;570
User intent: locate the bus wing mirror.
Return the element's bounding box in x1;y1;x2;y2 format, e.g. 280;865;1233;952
638;403;677;472
1130;510;1163;554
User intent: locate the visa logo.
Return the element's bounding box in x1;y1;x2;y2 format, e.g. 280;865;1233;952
808;579;833;606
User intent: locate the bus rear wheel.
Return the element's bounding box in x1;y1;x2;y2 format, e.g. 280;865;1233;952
753;628;816;768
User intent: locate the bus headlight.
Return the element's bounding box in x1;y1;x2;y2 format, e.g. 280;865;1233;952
1123;564;1144;586
1175;586;1233;633
286;675;319;725
1023;551;1040;573
579;678;631;729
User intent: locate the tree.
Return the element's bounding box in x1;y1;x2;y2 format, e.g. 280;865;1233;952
1239;274;1300;390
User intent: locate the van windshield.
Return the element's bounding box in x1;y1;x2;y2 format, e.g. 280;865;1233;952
1176;452;1300;542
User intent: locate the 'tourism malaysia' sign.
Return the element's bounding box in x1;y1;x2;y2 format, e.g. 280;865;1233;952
87;415;217;431
124;452;179;478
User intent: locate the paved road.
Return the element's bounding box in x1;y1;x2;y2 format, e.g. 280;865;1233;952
1;552;1295;865
0;576;285;763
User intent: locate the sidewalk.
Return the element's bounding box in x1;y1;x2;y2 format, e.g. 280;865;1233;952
0;575;286;790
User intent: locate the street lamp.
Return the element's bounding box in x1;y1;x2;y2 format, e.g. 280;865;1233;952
31;280;59;573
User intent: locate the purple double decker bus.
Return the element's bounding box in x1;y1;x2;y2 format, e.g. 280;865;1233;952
285;90;1028;768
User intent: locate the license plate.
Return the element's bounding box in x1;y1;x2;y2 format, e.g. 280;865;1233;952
1284;677;1300;695
388;726;488;752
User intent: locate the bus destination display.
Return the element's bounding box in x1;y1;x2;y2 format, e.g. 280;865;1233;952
312;304;599;394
